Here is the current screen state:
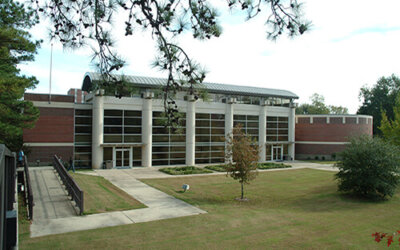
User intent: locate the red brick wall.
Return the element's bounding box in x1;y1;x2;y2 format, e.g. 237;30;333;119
26;146;73;166
23;107;74;143
295;115;373;159
295;123;372;142
295;144;346;155
25;93;74;103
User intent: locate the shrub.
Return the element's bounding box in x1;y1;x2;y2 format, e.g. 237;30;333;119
159;166;213;175
335;136;400;200
257;162;291;169
204;165;227;172
314;156;319;160
322;156;326;161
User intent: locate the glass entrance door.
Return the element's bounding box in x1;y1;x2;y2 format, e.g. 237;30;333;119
272;145;283;161
115;148;130;168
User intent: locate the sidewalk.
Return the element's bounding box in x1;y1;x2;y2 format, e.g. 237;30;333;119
30;168;206;237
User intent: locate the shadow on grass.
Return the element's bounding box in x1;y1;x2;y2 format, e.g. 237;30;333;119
288;187;393;213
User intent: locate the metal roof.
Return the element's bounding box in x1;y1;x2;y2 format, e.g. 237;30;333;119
83;72;298;99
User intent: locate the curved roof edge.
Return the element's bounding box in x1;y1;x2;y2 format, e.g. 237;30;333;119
82;72;299;99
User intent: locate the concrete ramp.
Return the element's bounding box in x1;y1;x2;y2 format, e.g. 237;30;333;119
29;167;77;220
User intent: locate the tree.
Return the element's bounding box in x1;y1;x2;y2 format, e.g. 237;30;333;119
0;0;40;151
225;124;260;200
379;94;400;146
358;74;400;135
296;93;348;115
31;0;310;126
335;135;400;200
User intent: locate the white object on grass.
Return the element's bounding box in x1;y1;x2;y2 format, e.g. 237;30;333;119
182;184;190;192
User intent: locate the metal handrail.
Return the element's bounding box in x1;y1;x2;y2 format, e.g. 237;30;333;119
53;155;84;215
23;155;34;220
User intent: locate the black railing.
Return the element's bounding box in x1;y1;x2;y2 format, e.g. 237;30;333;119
23;155;34;220
53;155;84;215
0;144;17;250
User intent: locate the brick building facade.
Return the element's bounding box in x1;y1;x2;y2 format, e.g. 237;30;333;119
295;115;373;160
23;74;373;167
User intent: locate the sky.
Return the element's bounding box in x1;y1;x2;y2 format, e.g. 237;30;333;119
18;0;400;113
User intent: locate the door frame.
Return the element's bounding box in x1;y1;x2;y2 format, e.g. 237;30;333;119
271;145;283;161
112;147;133;168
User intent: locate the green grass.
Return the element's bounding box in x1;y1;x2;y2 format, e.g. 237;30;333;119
18;193;31;243
303;160;338;164
257;162;291;169
205;163;291;172
159;166;213;175
204;164;227;172
70;173;146;214
19;169;399;249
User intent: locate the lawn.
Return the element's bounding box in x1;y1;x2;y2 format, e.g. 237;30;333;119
302;160;338;164
70;173;146;214
19;169;398;249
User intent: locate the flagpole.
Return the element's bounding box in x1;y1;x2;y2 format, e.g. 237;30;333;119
49;43;53;104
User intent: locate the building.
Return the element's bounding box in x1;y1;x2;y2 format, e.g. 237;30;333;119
295;114;373;160
24;72;298;168
23;73;373;168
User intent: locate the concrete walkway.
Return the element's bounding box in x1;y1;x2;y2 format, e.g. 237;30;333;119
30;167;77;220
30;168;206;238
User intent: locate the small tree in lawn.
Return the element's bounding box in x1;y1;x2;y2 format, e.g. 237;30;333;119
225;124;260;201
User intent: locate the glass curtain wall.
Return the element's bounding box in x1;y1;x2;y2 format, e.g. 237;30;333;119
74;109;92;168
152;112;186;166
103;110;142;166
233;115;259;142
103;110;142;143
195;113;225;164
266;116;289;160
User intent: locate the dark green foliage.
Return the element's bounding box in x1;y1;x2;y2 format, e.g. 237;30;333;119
204;165;227;172
0;0;40;151
257;162;291;169
358;75;400;135
335;136;400;200
159;166;213;175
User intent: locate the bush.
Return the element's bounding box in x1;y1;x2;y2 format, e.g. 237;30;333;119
159;166;213;175
204;165;227;172
257;162;291;169
335;136;400;200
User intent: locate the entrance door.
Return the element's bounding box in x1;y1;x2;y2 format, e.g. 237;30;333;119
272;145;283;161
115;148;130;168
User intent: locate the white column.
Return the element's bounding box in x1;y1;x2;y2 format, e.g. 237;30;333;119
288;104;296;161
186;97;196;166
225;100;234;163
92;93;104;169
259;105;267;162
142;96;152;167
129;147;133;168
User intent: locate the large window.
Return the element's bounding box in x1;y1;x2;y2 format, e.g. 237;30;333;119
152;112;186;166
266;116;289;142
103;110;142;143
233;115;259;142
195;113;225;164
74;109;92;168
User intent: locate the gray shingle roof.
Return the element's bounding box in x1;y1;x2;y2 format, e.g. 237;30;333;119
83;72;298;99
